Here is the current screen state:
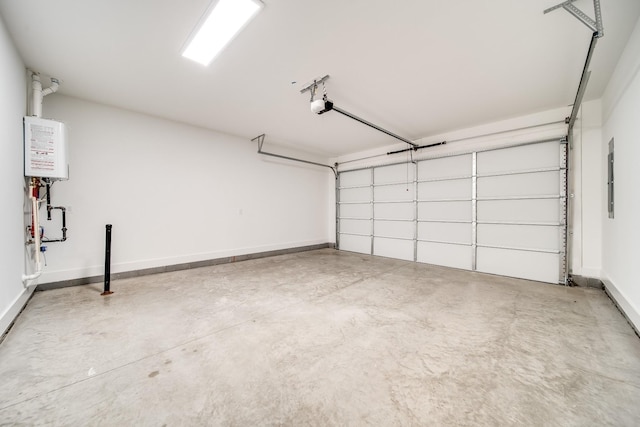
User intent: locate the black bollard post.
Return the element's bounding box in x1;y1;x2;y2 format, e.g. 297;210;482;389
101;224;114;296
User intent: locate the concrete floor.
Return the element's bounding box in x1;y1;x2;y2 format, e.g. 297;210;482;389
1;249;639;425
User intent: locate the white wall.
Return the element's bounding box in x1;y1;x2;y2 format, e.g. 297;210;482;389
600;16;640;329
38;95;332;283
0;15;30;336
570;99;603;278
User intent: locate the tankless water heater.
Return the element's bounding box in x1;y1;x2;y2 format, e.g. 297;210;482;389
24;116;68;180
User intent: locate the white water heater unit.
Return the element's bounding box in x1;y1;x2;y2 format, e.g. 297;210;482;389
24;116;68;180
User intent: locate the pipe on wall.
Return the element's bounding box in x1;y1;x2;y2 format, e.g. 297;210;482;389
22;178;42;284
43;206;67;243
31;74;42;118
23;73;60;285
31;73;59;118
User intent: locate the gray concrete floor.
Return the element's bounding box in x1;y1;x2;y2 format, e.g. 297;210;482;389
1;249;639;426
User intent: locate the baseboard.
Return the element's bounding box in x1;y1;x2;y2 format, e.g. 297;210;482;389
37;243;334;292
38;239;330;283
602;277;640;336
0;286;35;340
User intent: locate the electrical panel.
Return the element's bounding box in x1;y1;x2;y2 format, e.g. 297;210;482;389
24;116;68;180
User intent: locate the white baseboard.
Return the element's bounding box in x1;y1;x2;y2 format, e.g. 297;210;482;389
1;286;35;338
602;276;640;333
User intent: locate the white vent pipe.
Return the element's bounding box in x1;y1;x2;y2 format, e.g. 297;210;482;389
31;73;59;118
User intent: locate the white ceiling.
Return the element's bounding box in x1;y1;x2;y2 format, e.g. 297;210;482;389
1;0;639;157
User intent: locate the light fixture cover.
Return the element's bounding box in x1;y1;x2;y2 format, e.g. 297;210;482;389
182;0;263;66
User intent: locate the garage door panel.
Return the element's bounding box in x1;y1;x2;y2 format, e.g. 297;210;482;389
417;241;472;270
477;141;560;174
340;203;372;219
374;237;414;261
477;199;560;223
338;140;565;285
477;224;559;251
340;186;372;202
374;183;414;202
477;171;560;198
340;169;371;187
476;247;559;283
375;220;414;239
418;201;472;222
374;164;415;184
374;202;414;220
418;179;471;200
418;222;472;244
418;154;472;180
339;234;371;255
340;219;371;235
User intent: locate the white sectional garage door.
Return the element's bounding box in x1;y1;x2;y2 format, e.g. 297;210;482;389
337;139;568;284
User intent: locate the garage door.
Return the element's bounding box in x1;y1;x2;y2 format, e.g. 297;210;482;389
337;139;568;284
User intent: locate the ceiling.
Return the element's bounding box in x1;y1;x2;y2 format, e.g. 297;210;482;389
1;0;639;157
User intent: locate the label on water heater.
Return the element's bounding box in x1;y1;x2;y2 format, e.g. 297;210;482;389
29;123;55;171
24;116;68;179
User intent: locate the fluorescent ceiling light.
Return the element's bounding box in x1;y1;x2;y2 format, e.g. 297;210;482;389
182;0;263;66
